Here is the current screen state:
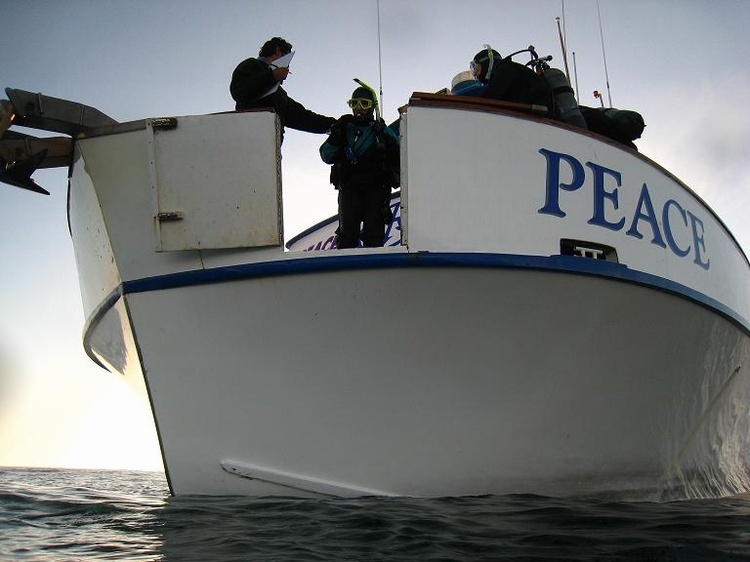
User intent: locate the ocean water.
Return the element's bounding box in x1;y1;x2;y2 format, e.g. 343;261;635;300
2;467;750;561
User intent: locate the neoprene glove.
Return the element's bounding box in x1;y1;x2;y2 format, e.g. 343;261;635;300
327;119;348;146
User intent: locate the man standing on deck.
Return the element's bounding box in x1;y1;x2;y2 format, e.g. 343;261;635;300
230;37;335;139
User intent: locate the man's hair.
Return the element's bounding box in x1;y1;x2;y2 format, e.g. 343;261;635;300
259;37;292;58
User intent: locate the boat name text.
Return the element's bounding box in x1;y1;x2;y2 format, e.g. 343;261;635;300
537;148;710;270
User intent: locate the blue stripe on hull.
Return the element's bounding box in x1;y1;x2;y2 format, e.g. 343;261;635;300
90;253;748;344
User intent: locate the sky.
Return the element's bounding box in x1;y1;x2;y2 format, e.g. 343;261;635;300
1;0;748;472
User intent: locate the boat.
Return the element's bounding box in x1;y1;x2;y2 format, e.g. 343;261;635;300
2;82;749;499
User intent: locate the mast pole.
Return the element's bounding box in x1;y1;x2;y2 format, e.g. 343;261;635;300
376;0;384;119
556;16;572;83
597;0;613;107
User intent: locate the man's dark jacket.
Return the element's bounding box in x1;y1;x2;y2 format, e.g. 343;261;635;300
230;57;333;133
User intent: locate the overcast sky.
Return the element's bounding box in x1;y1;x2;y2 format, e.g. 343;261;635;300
1;0;748;471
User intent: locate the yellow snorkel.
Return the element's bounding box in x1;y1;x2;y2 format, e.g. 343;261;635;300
354;78;381;121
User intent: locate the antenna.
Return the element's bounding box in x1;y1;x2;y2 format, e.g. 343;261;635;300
572;51;579;101
597;0;613;107
556;16;571;83
376;0;384;117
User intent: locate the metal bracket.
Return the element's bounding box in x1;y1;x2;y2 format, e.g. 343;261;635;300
156;211;184;221
151;117;178;131
560;238;619;263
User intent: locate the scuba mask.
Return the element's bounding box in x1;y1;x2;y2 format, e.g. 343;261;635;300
470;44;496;82
348;98;374;110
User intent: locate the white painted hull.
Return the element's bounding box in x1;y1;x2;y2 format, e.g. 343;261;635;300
66;97;750;498
121;262;750;498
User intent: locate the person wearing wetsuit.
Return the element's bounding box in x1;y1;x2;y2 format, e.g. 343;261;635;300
471;47;553;112
320;86;399;249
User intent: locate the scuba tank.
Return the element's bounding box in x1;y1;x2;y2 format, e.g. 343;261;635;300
543;67;588;129
508;46;586;129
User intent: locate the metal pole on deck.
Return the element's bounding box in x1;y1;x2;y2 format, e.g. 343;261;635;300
597;0;613;107
376;0;384;118
556;16;572;84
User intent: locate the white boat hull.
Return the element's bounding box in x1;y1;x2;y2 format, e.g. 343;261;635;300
64;96;750;498
120;260;749;498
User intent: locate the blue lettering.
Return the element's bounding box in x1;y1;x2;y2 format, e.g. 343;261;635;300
662;199;690;257
688;211;710;270
586;161;625;231
538;148;710;270
385;201;402;246
538;149;586;217
626;183;665;247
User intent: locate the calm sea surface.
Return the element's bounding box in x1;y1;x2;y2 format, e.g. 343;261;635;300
2;467;750;561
